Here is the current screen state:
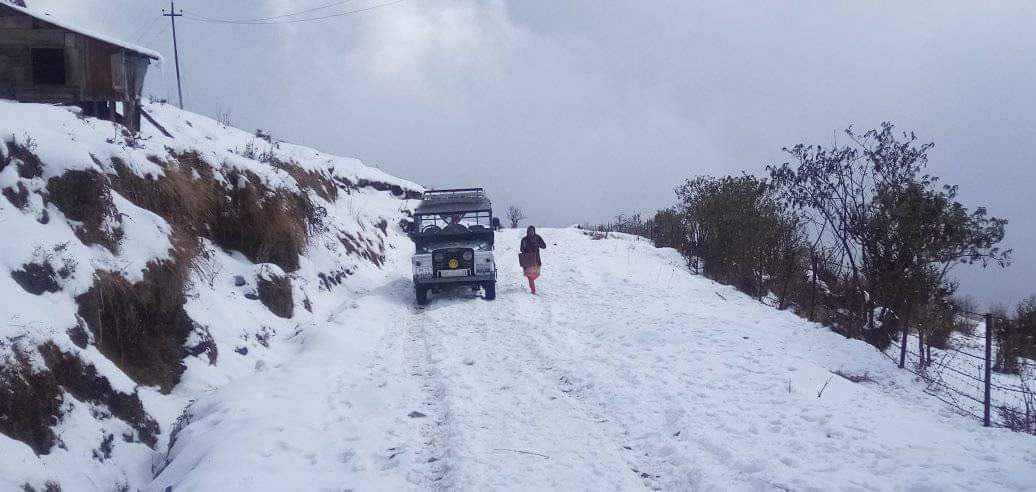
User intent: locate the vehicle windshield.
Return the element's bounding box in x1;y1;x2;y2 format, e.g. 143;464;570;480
416;239;492;253
414;211;493;233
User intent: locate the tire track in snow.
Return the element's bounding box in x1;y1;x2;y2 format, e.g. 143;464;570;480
402;305;455;489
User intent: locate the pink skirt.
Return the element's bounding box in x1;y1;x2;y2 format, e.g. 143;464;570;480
523;266;541;280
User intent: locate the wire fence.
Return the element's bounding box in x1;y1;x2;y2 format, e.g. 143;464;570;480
885;313;1035;435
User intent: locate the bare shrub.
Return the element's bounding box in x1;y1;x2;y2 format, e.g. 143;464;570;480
506;206;526;228
216;106;232;127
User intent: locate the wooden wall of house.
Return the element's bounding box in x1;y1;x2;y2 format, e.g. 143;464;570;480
0;7;145;103
0;6;151;130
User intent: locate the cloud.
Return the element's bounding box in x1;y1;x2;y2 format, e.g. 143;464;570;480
12;0;1036;305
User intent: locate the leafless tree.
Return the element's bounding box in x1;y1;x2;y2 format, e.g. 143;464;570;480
507;206;526;228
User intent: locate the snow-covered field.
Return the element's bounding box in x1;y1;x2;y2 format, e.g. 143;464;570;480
153;228;1036;491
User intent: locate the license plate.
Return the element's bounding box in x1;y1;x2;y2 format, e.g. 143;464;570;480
439;269;469;278
415;266;432;276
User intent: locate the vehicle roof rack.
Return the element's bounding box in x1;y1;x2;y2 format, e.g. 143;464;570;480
421;188;486;201
415;188;492;214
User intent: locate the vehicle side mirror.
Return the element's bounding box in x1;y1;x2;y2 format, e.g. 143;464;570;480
491;218;501;230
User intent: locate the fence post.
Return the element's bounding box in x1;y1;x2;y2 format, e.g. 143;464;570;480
984;313;993;427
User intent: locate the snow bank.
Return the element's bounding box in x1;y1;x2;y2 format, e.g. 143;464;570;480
0;99;419;491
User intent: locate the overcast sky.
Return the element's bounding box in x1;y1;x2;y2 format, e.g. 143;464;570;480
27;0;1035;308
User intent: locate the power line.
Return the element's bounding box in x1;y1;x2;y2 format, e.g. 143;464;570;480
142;24;168;48
131;15;163;43
181;0;408;25
182;0;360;24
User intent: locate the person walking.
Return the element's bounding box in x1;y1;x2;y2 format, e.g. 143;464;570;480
519;226;547;294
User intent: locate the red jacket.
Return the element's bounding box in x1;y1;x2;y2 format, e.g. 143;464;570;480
520;234;547;267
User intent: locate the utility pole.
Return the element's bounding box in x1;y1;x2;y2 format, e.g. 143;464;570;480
163;1;185;109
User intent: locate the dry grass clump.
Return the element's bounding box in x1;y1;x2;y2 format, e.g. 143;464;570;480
75;259;194;393
110;155;219;232
112;154;309;272
213;169;309;272
45;170;123;252
0;349;63;455
271;158;338;203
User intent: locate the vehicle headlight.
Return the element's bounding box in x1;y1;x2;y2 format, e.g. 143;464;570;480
463;251;473;261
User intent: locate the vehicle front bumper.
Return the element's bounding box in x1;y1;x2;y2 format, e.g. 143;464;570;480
414;273;496;286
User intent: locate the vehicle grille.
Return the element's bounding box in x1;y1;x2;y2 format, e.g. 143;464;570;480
433;248;474;273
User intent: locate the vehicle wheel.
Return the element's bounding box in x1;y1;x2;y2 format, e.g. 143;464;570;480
416;285;429;306
483;281;496;300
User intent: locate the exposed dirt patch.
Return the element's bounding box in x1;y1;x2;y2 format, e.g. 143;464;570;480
339;231;386;267
11;262;60;295
38;343;159;447
335;176;421;199
3;182;29;208
257;272;293;319
4;140;44;179
185;325;218;365
0;350;63;455
67;323;89;349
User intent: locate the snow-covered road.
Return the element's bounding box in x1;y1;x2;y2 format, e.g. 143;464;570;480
152;228;1036;491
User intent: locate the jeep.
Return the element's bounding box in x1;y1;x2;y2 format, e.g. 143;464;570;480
408;188;499;305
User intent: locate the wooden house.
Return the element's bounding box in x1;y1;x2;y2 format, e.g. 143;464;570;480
0;2;161;131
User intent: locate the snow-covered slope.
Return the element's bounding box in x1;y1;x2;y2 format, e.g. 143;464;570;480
151;228;1036;491
0;100;419;490
2;99;1033;491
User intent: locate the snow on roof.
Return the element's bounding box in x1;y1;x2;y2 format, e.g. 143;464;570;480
0;2;162;61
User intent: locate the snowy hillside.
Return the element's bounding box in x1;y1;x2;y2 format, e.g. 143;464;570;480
0;100;419;490
2;100;1035;492
151;228;1036;491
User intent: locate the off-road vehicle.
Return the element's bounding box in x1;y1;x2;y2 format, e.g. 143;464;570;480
408;188;499;305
